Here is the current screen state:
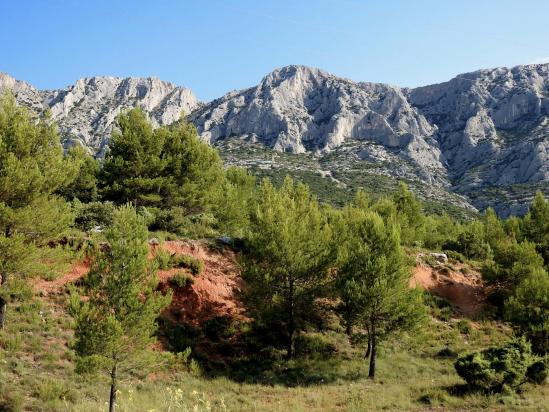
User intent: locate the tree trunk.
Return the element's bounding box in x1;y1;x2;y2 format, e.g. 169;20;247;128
109;364;117;412
365;334;371;359
0;296;6;330
368;323;377;379
345;319;353;337
287;278;295;359
0;272;7;330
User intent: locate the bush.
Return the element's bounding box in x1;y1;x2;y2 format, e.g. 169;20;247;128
456;319;472;335
294;334;338;357
74;201;115;232
445;250;466;263
526;357;548;385
454;337;536;392
154;248;172;270
170;254;204;275
169;272;194;288
203;316;237;341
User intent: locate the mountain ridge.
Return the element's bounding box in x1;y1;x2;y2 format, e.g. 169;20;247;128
1;63;548;216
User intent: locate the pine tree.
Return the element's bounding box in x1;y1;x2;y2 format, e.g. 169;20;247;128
0;93;76;328
393;182;425;246
505;267;549;355
522;192;549;267
245;177;332;358
69;205;170;412
100;108;167;205
335;207;426;378
57;145;99;202
100;108;225;212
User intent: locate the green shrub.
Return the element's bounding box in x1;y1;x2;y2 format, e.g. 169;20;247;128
454;337;535;392
169;272;194;288
74;201;115;232
456;319;472;335
445;250;466;263
203;316;237;341
436;347;458;358
170;254;204;275
294;334;338;357
35;378;69;403
526;357;548;385
154;248;172;270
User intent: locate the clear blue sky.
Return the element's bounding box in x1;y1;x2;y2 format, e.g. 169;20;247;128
2;0;548;101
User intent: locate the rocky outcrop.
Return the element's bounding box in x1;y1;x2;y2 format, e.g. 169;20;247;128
0;73;199;154
408;64;549;189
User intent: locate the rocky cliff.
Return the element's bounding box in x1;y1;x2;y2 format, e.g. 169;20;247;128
2;64;548;216
192;64;549;215
0;73;199;155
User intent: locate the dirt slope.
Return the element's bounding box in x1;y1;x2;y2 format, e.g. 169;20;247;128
33;240;247;325
411;259;487;316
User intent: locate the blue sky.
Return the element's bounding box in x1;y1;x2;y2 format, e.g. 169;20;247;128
1;0;548;101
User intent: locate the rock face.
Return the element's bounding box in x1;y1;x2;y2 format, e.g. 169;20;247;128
0;73;199;154
191;66;447;186
192;64;549;215
408;65;549;190
2;64;548;216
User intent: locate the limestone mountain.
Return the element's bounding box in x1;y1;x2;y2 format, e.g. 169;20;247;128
192;64;549;216
0;73;199;155
2;64;548;216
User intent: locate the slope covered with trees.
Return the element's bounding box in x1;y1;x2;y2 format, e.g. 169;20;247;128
0;94;547;411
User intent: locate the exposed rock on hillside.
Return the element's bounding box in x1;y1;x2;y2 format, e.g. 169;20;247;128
0;73;199;155
2;64;548;215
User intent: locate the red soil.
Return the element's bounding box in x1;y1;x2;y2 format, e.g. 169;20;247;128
411;260;487;316
156;240;247;325
34;243;488;323
33;240;247;326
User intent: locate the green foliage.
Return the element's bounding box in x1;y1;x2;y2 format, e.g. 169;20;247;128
244;176;333;358
505;268;549;354
73;200;115;232
0;93;77;209
333;205;427;377
482;240;543;291
454;337;537;392
169;272;194;288
170;254;204;275
446;221;491;261
424;214;463;250
153;248;172;270
526;357;548;385
216;166;256;237
392;181;426;246
57;145;99;202
100;108;225;216
522;192;549;267
69;205;171;410
0;93;76;328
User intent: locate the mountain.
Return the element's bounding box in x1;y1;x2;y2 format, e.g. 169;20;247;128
192;64;549;216
1;64;548;216
0;73;199;155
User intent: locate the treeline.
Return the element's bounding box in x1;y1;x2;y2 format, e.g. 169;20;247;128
0;93;547;409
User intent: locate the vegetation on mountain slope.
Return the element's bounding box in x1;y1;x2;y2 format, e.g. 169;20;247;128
0;96;547;411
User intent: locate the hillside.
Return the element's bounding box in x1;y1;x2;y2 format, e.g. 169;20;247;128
2;239;545;411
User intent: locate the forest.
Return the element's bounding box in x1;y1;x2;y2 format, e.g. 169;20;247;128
0;92;547;411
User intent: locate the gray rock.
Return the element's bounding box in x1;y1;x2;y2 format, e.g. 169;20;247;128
0;73;199;154
2;63;549;216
